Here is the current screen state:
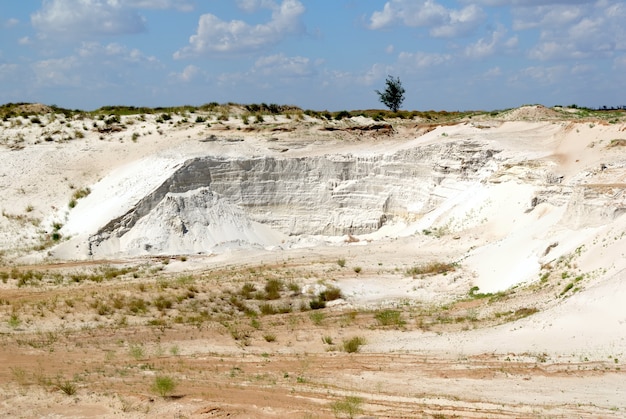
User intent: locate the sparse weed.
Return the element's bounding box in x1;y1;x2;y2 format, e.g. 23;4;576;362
374;309;405;328
342;336;365;353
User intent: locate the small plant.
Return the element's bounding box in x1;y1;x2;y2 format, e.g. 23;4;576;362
152;375;176;398
309;298;326;310
322;335;333;345
330;395;363;418
131;132;140;142
129;344;145;360
353;266;362;274
309;311;325;325
374;309;405;327
56;379;77;396
319;285;343;302
8;313;21;329
342;336;365;353
337;258;346;268
264;278;283;300
407;261;456;277
263;333;276;342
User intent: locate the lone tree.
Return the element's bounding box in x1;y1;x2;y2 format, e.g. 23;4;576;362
375;75;405;112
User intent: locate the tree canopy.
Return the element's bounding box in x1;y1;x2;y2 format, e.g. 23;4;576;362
375;75;405;112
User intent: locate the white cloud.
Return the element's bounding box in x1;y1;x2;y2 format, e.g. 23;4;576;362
353;63;389;86
31;0;193;39
369;0;485;38
171;65;201;82
430;5;486;38
464;25;517;59
174;0;305;58
32;0;146;38
515;65;566;84
0;63;19;79
236;0;277;13
127;0;193;11
398;51;452;69
484;66;502;77
614;55;626;70
30;42;159;89
77;42;158;64
509;1;626;61
253;54;316;77
3;18;19;29
33;56;81;87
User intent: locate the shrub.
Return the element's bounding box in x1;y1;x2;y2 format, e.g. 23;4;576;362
374;309;405;327
264;278;283;300
342;336;365;353
56;379;77;396
309;311;325;325
309;299;326;310
319;285;342;302
129;344;145;360
152;375;176;398
406;262;456;277
239;282;256;299
259;303;277;315
337;258;346;268
330;395;363;418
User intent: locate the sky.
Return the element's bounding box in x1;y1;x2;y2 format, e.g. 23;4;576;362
0;0;625;111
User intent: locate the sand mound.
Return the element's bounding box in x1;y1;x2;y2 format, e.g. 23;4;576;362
499;104;563;121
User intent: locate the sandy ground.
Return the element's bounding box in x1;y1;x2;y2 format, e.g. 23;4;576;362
0;105;625;417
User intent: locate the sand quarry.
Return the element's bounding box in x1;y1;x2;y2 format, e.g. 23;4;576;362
0;104;625;418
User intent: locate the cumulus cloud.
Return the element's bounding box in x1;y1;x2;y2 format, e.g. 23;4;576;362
32;0;147;38
430;5;486;38
174;0;305;58
369;0;485;38
171;65;202;82
509;1;625;61
464;25;517;59
31;0;193;39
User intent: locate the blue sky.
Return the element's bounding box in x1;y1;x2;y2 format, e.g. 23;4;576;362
0;0;625;111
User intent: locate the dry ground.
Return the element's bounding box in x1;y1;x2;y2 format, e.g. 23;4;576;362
0;249;624;418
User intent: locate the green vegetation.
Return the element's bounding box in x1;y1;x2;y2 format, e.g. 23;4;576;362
375;75;405;112
55;379;77;396
330;395;363;418
407;261;456;277
342;336;365;353
374;309;405;327
151;375;177;398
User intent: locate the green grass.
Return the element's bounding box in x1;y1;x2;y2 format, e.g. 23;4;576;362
374;309;405;327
